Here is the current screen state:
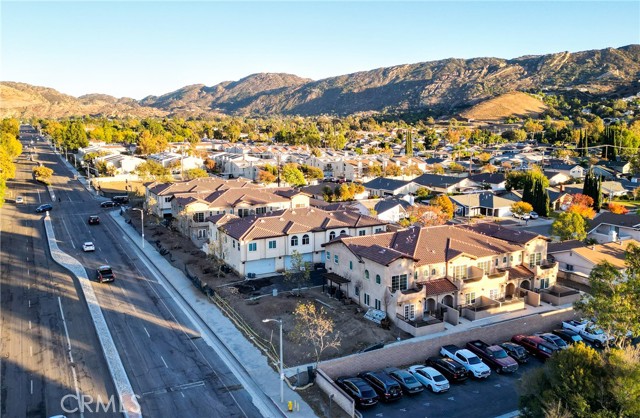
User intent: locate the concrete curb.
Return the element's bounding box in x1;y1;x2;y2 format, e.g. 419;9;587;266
44;213;141;418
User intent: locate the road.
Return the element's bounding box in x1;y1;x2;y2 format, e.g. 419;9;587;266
2;126;263;417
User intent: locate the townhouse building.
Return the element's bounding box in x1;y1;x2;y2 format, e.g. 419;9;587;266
208;207;388;277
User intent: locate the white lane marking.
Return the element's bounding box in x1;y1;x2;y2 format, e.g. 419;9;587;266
30;380;33;394
58;297;84;418
30;346;33;357
60;218;75;249
28;300;31;308
37;189;41;202
27;269;29;277
143;327;150;338
181;392;185;398
29;320;32;330
160;356;168;368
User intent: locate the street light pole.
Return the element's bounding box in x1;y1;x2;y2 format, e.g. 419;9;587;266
263;318;283;403
133;208;145;248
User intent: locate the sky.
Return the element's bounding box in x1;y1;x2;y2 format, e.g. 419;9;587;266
2;1;639;100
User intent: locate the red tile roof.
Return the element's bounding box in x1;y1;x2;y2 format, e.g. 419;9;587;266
420;278;458;296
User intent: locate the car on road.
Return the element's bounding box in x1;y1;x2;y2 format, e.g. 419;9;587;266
529;211;539;219
100;201;117;208
82;242;95;252
425;357;468;383
96;265;115;283
36;203;53;213
552;329;584;345
407;365;449;393
88;215;100;225
335;376;379;408
384;368;424;395
358;370;403;402
15;196;24;204
499;342;529;364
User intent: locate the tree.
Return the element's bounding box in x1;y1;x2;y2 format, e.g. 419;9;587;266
511;201;533;218
384;163;402;177
33;166;54;184
135;160;170;179
607;202;629;214
583;169;602;212
136;130;168;155
292;302;341;365
405;129;413;156
207;230;229;279
300;164;324;180
430;195;454;219
571;193;594;207
567;203;596;220
551;212;587;241
283;250;312;295
407;205;449;226
257;169;276;185
415;187;430;200
203;158;216;172
281;163;306;186
183;168;208;180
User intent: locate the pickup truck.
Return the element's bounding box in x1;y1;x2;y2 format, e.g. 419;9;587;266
562;320;613;348
466;340;519;373
440;345;491;378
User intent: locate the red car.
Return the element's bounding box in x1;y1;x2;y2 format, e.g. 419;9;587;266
511;335;558;360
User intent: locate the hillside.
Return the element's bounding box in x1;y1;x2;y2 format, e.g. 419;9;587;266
459;92;547;121
2;45;639;118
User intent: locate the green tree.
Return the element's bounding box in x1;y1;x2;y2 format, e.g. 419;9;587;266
551;212;587;241
300;164;324;180
284;250;312;295
281;163;306;186
405;129;413;156
583;168;602;212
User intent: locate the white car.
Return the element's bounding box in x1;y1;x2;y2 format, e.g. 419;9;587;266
407;365;450;393
82;242;95;252
15;196;24;204
529;211;539;219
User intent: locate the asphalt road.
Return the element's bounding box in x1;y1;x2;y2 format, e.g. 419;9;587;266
2;126;262;417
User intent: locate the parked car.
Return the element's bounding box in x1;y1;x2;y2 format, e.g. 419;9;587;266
335;377;379;408
562;320;613;348
511;335;558;360
536;333;569;350
499;342;529;364
384;368;423;395
425;357;468;383
357;371;403;402
513;212;531;220
466;340;519;373
440;345;491;378
407;365;449;393
15;196;24;204
100;201;116;208
96;265;115;283
88;216;100;225
528;211;539;219
552;329;584;345
82;242;95;252
36;203;53;213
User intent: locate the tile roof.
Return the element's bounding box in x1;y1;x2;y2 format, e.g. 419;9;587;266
547;240;585;253
419;278;458;296
570;240;640;269
588;212;640;231
148;177;257;195
468;173;506;184
363;177;411;191
461;223;542;244
450;192;514;209
413;173;469;188
502;265;535;280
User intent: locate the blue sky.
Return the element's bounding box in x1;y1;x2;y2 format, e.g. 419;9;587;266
2;1;639;99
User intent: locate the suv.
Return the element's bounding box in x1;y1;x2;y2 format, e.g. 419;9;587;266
357;371;403;402
36;203;53;213
335;377;378;408
512;335;557;360
88;216;100;225
100;201;116;208
499;342;529;363
425;357;468;383
552;329;584;345
96;266;115;283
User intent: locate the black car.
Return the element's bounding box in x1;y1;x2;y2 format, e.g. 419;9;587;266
425;357;468;383
96;265;115;283
499;342;530;364
88;216;100;225
357;371;403;402
35;203;53;213
335;377;378;408
100;201;117;208
552;329;584;345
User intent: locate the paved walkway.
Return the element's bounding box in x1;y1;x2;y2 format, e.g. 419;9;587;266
110;211;315;417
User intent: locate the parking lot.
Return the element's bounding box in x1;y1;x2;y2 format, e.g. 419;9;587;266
360;359;543;418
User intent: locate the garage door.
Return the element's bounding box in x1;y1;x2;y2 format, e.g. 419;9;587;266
284;252;313;270
245;258;276;276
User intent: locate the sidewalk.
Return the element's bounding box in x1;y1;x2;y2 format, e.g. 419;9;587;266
110;211;316;417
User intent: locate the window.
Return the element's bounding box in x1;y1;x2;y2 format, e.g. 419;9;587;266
349;261;353;270
465;292;476;305
566;264;574;271
489;289;499;300
391;274;408;292
453;265;468;280
329;231;336;240
291;236;298;246
540;277;550;289
340;230;346;236
365;270;370;280
374;299;381;310
268;240;277;249
477;261;491;273
375;228;383;233
503;256;507;264
164;197;172;203
375;274;381;284
326;251;330;260
510;255;514;262
424;270;429;277
358;230;366;236
518;253;522;262
193;212;205;222
495;258;499;266
403;304;415;320
334;255;338;264
248;243;257;252
364;293;370;306
529;253;542;268
355;286;360;296
233;241;236;248
238;244;240;252
431;268;436;276
302;234;309;245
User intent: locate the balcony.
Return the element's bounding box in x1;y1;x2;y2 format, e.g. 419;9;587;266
395;313;445;337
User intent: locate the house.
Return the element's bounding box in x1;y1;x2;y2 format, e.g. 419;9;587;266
363;177;416;197
209;207;388;277
450;192;517;218
548;239;640;286
587;212;640;243
349;197;414;223
147;152;181;168
468;173;507;191
94;154;145;174
544;162;585;179
544;170;572;186
323;224;557;336
412;173;481;194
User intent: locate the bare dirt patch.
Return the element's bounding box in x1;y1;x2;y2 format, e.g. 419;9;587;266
460;91;547;121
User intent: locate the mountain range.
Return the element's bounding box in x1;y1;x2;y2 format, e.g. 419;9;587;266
2;45;639;119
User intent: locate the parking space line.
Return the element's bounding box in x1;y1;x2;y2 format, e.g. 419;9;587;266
160;356;168;368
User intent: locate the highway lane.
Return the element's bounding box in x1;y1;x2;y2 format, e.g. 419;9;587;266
1;130;115;418
38;135;262;416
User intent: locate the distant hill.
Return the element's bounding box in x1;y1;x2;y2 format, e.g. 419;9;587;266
2;45;639;118
459;91;547;121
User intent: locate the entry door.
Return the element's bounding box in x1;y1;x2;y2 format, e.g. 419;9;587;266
404;304;415;320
